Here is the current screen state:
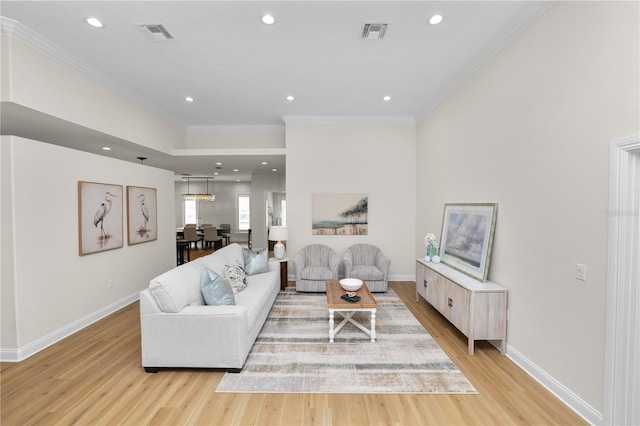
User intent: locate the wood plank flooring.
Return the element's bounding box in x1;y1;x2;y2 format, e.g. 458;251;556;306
1;280;587;425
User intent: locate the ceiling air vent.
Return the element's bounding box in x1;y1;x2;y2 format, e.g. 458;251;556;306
139;24;174;41
362;23;387;40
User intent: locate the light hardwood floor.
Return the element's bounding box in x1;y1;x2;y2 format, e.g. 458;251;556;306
1;278;587;425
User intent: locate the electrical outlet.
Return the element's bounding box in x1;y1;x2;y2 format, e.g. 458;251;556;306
108;279;113;289
576;264;587;281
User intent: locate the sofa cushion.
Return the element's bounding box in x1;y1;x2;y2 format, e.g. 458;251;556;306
201;268;235;305
243;248;269;275
199;251;228;278
224;262;247;293
149;260;206;313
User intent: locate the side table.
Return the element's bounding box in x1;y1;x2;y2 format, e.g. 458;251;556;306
270;257;289;290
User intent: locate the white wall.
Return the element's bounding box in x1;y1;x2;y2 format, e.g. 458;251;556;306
174;179;252;241
1;36;185;153
286;122;416;279
173;174;284;249
186;126;285;149
1;136;176;358
416;1;639;418
251;171;286;250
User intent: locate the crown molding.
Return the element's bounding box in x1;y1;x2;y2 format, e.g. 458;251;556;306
172;147;286;157
187;124;285;134
282;115;415;125
0;16;187;130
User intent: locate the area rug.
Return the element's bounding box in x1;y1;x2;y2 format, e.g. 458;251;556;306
216;290;477;394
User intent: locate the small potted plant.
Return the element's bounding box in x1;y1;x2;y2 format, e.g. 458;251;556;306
424;233;441;263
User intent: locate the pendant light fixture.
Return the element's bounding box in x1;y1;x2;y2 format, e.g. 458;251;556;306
182;177;215;201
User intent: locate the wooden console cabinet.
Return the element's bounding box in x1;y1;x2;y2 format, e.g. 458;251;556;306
416;259;508;356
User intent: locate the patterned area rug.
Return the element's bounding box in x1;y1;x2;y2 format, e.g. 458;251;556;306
216;290;477;394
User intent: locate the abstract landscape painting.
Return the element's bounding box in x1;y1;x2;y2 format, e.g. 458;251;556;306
439;203;497;282
312;193;368;235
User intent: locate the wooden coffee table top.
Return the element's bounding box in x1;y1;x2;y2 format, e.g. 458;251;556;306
326;280;378;309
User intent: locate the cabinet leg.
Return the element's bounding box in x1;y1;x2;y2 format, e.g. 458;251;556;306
468;339;475;356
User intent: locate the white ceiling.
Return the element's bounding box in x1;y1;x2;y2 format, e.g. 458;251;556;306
0;1;552;178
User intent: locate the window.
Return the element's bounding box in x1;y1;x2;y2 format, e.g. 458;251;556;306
237;194;250;230
184;199;197;225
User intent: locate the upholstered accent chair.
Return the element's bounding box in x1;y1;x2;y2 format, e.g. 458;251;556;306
218;223;231;245
293;244;340;292
203;226;223;250
343;244;390;292
183;224;203;249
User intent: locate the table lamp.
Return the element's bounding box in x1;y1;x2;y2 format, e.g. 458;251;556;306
269;226;288;259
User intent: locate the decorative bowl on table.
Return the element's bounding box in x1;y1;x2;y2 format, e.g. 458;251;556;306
339;278;363;292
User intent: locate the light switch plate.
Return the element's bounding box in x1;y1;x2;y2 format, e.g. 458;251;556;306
576;264;587;281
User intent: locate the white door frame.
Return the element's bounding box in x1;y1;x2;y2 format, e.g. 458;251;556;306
604;134;639;425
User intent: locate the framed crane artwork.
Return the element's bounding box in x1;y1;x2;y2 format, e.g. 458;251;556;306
126;186;157;245
78;181;123;255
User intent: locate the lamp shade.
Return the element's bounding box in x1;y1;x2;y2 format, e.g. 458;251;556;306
269;226;288;242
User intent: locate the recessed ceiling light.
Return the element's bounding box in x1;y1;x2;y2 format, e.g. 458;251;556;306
429;14;443;25
262;161;268;165
86;17;104;28
262;14;276;25
102;146;111;151
233;169;239;172
216;162;222;166
236;179;241;182
184;96;194;102
383;95;391;101
272;168;278;172
213;172;219;176
286;95;294;101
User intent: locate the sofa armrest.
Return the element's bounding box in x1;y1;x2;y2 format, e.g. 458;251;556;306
293;252;306;279
343;250;354;277
329;252;340;278
140;305;250;369
375;251;391;278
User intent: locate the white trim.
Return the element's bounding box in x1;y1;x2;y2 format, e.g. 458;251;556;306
0;292;140;362
286;274;415;282
604;134;640;425
187;124;284;133
507;344;602;425
172;148;286;157
282;115;415;125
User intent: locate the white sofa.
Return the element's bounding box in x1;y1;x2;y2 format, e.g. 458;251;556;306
140;243;280;372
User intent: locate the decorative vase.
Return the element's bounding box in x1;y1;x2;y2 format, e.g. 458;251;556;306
427;243;437;258
424;255;431;262
432;255;441;263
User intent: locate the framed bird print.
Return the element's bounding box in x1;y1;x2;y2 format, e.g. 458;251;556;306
78;181;123;255
126;186;157;245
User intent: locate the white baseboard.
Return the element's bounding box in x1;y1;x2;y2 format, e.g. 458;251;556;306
389;274;415;282
507;344;602;425
0;292;139;362
285;274;416;283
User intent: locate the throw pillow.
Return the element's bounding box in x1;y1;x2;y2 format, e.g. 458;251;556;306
200;268;235;306
242;248;270;275
224;262;247;294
